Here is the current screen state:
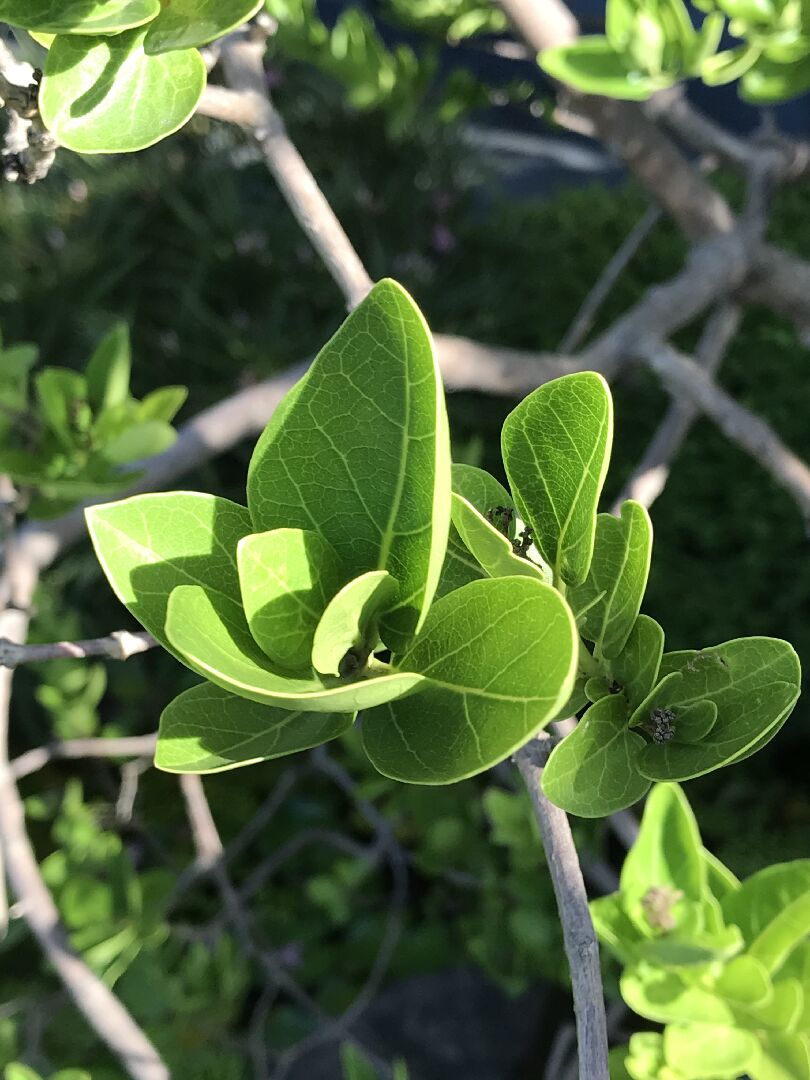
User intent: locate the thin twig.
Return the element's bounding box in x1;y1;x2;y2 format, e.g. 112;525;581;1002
0;630;156;669
514;735;609;1080
11;734;158;781
614;303;741;511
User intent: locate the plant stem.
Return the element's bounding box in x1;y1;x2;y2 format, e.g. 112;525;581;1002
514;734;609;1080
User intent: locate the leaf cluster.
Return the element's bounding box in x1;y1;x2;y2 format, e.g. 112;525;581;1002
0;323;186;518
540;0;810;103
86;280;800;810
602;784;810;1079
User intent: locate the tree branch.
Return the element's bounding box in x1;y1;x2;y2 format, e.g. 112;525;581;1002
11;734;158;781
514;735;609;1080
0;630;156;669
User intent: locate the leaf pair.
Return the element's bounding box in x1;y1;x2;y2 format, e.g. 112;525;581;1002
1;0;263;153
602;785;810;1080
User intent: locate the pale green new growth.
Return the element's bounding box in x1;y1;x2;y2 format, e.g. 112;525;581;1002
311;570;398;677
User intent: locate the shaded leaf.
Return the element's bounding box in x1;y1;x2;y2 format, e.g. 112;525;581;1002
85;323;131;412
611;614;664;709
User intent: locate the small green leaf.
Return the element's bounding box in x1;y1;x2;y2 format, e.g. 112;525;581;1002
714;955;772;1007
636;638;801;781
36;367;86;449
340;1043;381;1080
451;463;515;532
540;37;675;100
363;577;578;785
568;500;653;660
663;1022;760;1079
611;615;664;709
621;965;735;1025
747;888;810;975
156;682;354;773
0;0;160;34
247;280;451;655
753;1031;810;1080
502;372;613;586
701;43;762;84
41;28;206;153
165;584;425;712
451;494;550;583
723;861;810;946
144;0;263;54
748;979;804;1033
542;696;650;818
590;891;644;964
136;385;187;423
236;529;344;671
636;924;743;967
100;419;176;464
311;570;397;677
85;491;253;653
741;53;810;102
674;699;718;743
703;848;740;902
85;323;131;412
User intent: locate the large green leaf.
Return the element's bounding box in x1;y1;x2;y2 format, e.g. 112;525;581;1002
501;372;613;586
541;696;650;817
165;584;425;713
144;0;263;54
155;682;354;773
236;529;345;671
663;1022;760;1078
41;28;206;153
722;862;810;946
85;491;253;653
247;280;451;655
362;577;578;785
85;323;131;412
635;639;801;781
611;615;665;709
0;0;160;34
450;494;550;583
311;571;397;677
568;500;652;660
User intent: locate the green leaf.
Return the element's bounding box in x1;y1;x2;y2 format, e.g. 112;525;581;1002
4;1066;43;1080
144;0;263;54
0;0;160;34
748;979;804;1033
674;700;718;743
236;528;345;671
610;615;664;709
635;924;743;967
311;570;398;677
136;385;187;423
165;583;425;712
451;463;516;532
450;494;551;583
621;965;735;1025
713;954;772;1007
741;53;810;102
502;371;613;586
85;491;252;653
542;696;650;818
540;38;675;100
156;682;354;773
568;500;653;660
747;888;810;975
85;323;131;412
590;891;645;964
753;1032;810;1079
703;848;741;902
100;419;176;464
41;28;206;153
340;1043;381;1080
362;577;578;785
35;367;86;449
635;639;801;781
622;1033;666;1080
723;861;810;946
247;280;451;655
622;783;705;899
663;1022;760;1078
701;43;762;84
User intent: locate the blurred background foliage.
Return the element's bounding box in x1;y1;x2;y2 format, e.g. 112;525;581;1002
2;3;810;1075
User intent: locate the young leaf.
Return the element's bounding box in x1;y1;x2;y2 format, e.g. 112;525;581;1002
311;570;397;677
755;1031;810;1077
136;385;188;423
621;966;736;1025
0;0;160;34
568;500;653;660
144;0;264;54
156;682;354;773
501;372;613;586
451;494;550;583
674;699;718;742
35;368;86;449
611;614;664;709
747;889;810;975
236;529;345;671
85;323;131;412
100;419;176;464
748;979;804;1033
635;638;801;781
620;783;706;907
663;1022;760;1079
541;696;650;818
540;38;675;100
165;584;425;712
362;577;578;785
703;848;740;902
722;861;810;946
451;463;516;532
41;28;206;153
85;491;253;653
590;891;645;964
247;280;451;655
741;53;810;103
713;955;772;1008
